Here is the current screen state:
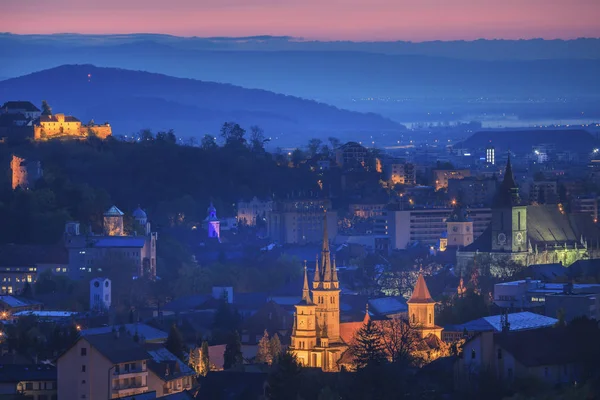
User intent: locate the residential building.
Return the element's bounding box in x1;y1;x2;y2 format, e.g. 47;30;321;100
57;332;150;400
267;199;337;244
525;180;558;204
493;279;600;311
237;197;273;227
486;145;495;165
442;311;557;343
1;101;41;120
65;206;158;280
335;142;368;168
0;364;56;400
146;346;195;396
384;207;491;249
455;328;584;391
386;162;416;185
447;177;497;206
571;195;598;222
432;169;471;191
544;291;600;322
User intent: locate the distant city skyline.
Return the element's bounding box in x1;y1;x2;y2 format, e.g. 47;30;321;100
2;0;600;41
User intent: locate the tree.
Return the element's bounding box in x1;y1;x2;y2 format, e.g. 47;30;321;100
380;317;420;366
349;320;387;369
201;134;217;150
249;125;269;152
165;324;185;361
220;122;246;146
41;100;52;116
267;351;302;400
200;340;210;376
307;138;322;158
223;331;243;369
138;129;154;141
291;148;305;167
328;137;341;150
21;282;33;298
270;333;282;361
256;329;272;364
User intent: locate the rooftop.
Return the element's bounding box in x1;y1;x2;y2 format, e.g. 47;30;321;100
81;324;168;342
81;332;150;364
0;364;56;383
1;101;40;112
407;274;436;304
104;205;125;216
92;237;146;248
13;310;78;318
0;295;42;309
448;311;557;333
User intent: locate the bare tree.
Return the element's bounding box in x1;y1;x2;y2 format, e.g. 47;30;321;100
380;317;421;365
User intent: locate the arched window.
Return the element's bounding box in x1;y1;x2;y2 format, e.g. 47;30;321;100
412;314;416;323
428;314;432;324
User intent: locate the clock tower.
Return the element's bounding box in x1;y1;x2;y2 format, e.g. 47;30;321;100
491;154;527;253
446;200;474;248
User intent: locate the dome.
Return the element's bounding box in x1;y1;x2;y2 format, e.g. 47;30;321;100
132;206;147;219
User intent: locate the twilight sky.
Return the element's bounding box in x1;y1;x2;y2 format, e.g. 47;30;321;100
2;0;599;41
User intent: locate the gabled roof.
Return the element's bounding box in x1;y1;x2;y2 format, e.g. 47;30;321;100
104;205;124;216
0;364;56;383
80;332;150;364
407;274;435;304
2;101;40;112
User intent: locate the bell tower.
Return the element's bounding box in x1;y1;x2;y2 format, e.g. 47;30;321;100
446;199;473;248
491;154;527;253
407;273;442;339
311;210;340;343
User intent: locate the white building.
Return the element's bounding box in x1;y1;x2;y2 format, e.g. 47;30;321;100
90;277;111;311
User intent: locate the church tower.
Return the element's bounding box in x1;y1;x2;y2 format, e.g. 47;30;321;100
205;203;220;241
407;273;442;339
290;264;318;366
311;210;341;343
491;154;527;252
446;200;474;248
103;205;124;236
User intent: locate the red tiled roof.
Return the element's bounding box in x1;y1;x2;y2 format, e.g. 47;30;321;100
407;274;435;304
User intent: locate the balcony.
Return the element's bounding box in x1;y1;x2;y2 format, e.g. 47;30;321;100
112;383;148;396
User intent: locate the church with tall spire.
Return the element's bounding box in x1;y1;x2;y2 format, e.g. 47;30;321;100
289;210;346;371
457;154;600;274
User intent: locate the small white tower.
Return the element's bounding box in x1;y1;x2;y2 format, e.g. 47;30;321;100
90;277;111;311
205;203;220;242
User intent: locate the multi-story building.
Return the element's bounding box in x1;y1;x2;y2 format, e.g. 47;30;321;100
335;142;368;169
146;346;195;396
65;206;157;280
525;180;558;204
237;197;273;227
386;163;416;185
486;145;495;165
447;177;497;206
432;169;471;191
384;207;491;249
571;195;598;222
267;199;337;244
0;364;57;400
0;245;69;295
348;202;387;219
57;332;151;400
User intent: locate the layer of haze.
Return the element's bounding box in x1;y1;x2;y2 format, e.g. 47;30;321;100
2;0;600;40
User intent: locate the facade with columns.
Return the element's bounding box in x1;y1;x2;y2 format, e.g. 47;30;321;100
289;212;347;371
457;156;600;274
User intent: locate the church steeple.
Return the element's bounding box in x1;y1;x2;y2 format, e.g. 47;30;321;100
494;153;520;207
321;210;333;283
313;254;321;289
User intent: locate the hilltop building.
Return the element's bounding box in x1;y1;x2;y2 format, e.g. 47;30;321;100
65;206;157;280
289;212;345;371
335;142;368;168
34;113;111;140
456;155;600;273
1;101;41;120
10;155;43;190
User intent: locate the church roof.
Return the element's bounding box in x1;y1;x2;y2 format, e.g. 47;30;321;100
104;205;124;216
132;207;147;219
407;274;436;304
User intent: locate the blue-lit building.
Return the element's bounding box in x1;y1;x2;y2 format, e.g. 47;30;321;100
65;205;157;280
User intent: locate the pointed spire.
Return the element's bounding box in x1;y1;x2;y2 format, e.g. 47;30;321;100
332;255;339;283
322;209;330;254
321;210;333;282
291;311;297;336
313;254;321;289
301;261;312;304
494;152;520;207
363;303;371;324
407;273;435;304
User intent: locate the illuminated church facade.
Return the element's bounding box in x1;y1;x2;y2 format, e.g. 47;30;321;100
456;155;600;274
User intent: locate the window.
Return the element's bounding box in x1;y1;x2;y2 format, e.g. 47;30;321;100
471;349;476;359
81;380;86;384
115;365;120;373
428;314;432;324
81;365;86;372
497;349;502;360
25;382;33;390
80;347;87;356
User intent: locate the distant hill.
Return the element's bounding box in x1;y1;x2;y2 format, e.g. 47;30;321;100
455;129;599;154
0;65;405;146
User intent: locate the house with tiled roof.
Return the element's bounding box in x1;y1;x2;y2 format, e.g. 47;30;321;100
1;101;41;119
